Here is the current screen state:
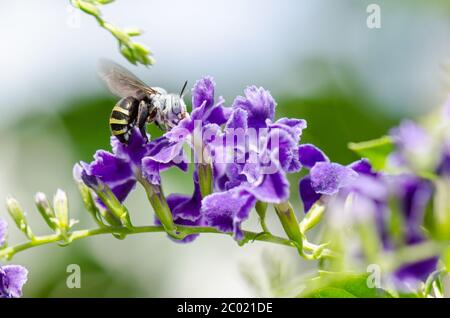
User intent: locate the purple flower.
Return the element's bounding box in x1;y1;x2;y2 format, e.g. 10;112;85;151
393;175;433;244
390;120;430;154
393;258;438;289
150;77;231;165
233;86;276;129
388;120;435;172
202;188;256;240
298;144;329;169
301;148;437;288
197;85;309;239
310;162;358;196
299;176;322;213
385;174;437;289
163;175;204;243
437;142;450;177
348;158;378;177
192;76;231;125
299;143;379;212
0;265;28;298
78;128;187;203
213;89;307;201
0;219;7;248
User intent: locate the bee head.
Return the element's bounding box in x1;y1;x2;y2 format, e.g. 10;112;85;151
164;94;188;129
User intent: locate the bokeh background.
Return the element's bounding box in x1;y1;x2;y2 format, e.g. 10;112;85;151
1;0;449;297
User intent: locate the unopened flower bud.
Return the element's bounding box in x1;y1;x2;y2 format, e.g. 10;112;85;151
255;201;268;221
6;196;34;240
53;189;69;231
300;202;325;233
35;192;56;230
125;28;142;37
6;196;25;230
76;0;100;16
120;46;136;65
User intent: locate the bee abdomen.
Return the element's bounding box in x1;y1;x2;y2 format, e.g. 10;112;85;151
109;96;138;143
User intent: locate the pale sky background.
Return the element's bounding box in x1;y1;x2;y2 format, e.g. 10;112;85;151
0;0;449;122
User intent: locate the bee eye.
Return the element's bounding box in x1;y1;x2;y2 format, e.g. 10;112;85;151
172;98;181;114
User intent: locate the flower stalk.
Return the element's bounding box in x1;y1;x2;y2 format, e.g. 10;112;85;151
299;202;325;233
35;192;56;231
139;178;182;239
70;0;154;66
255;201;269;233
198;163;213;197
75;182;105;228
0;224;294;261
6;197;35;241
274;201;305;257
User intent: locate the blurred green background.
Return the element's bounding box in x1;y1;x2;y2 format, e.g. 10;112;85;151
0;0;449;297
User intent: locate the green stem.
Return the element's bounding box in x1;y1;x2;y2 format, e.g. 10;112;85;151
139;178;180;238
274;201;305;257
0;225;295;260
198;163;213;198
255;201;269;233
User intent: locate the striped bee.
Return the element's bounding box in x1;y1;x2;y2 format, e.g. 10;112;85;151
98;59;188;144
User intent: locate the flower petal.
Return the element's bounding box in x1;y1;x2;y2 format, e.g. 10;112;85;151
111;128;150;167
233;86;276;129
299;176;322;213
437;142;450;177
89;150;134;184
393;175;432;243
0;219;7;248
149;140;184;164
192;76;215;109
205;97;232;126
390;120;430;153
168;178;203;222
141;158;161;185
298;144;329;169
268;117;307;143
247;169;290;203
310;162;358;195
226;108;248;131
267;129;301;173
202;189;256;240
393;256;438;290
349;158;377;177
109;179;137;203
0;265;28;298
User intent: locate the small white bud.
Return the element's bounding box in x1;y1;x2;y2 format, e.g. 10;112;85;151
53;189;69;230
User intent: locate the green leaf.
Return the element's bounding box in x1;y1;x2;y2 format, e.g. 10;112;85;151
300;271;393;298
348;136;394;170
443;247;450;273
308;287;357;298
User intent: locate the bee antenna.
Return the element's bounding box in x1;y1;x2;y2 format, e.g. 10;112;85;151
180;80;188;97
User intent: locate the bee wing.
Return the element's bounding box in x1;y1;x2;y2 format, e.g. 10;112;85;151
98;59;158;98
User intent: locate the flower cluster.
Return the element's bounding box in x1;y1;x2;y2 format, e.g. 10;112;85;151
4;78;450;298
296;97;450;292
75;78;450;295
79;77;316;241
0;219;28;298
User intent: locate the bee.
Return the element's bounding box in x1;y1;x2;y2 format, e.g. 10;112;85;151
98;59;188;144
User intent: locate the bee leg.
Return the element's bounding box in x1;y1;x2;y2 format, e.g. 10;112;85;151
136;100;149;142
